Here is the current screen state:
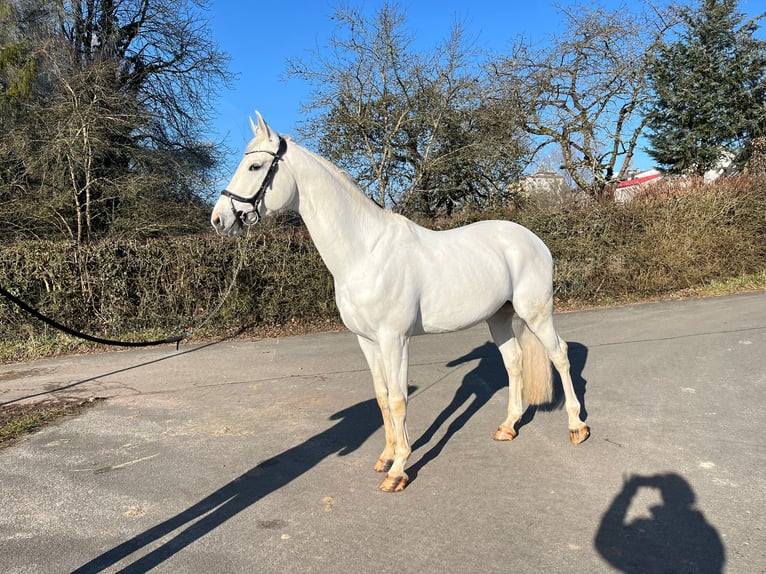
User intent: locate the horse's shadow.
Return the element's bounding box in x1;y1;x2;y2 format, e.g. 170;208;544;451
72;395;386;573
407;340;588;482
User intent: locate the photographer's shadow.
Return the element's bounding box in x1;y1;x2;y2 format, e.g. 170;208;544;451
595;473;725;573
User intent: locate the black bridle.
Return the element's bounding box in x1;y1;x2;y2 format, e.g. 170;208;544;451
221;137;288;227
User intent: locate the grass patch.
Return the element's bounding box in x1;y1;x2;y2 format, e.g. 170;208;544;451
692;270;766;296
0;397;100;449
556;271;766;312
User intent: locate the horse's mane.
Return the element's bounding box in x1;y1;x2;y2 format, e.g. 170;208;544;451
298;141;390;216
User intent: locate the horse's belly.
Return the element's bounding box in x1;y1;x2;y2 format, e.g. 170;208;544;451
417;274;510;334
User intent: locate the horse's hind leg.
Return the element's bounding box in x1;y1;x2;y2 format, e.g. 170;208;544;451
516;299;590;444
487;304;524;441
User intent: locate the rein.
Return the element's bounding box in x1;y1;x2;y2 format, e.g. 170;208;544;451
0;285;186;349
221;137;287;227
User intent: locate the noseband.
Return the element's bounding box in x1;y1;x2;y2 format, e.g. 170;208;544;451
221;137;288;227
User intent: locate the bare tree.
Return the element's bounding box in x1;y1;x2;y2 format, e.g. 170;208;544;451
0;0;229;241
287;3;528;215
490;2;672;199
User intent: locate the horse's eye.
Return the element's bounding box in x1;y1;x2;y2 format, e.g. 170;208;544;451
249;163;262;172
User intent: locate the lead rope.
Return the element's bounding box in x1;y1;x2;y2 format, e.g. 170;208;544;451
0;228;253;350
181;226;252;339
0;284;186;348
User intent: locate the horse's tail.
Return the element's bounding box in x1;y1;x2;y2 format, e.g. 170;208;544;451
518;321;553;405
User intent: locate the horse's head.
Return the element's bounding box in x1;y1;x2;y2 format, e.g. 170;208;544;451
211;112;296;237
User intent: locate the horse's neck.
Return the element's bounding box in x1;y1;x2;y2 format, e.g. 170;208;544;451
292;146;394;277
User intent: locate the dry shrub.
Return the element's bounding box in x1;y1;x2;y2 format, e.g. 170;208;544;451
533;176;766;303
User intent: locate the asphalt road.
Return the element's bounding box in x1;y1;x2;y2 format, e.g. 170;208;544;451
1;292;764;573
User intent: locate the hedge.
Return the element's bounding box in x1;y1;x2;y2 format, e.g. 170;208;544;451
1;177;763;361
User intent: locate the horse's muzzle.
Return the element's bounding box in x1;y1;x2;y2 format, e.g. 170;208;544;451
211;205;243;237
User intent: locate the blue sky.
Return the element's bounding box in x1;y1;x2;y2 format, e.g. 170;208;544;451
206;0;765;177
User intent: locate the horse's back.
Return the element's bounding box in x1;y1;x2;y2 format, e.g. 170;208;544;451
421;219;552;281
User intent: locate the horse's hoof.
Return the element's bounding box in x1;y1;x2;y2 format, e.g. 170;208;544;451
379;474;409;493
493;426;517;441
570;425;590;444
374;458;393;473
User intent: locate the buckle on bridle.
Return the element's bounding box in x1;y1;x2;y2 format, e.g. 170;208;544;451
221;137;287;227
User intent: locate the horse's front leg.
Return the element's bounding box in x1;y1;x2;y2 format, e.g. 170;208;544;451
376;333;412;492
357;336;396;473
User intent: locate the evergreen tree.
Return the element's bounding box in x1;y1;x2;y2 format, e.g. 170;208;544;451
645;0;766;175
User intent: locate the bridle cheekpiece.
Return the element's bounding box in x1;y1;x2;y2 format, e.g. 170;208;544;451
221;136;287;227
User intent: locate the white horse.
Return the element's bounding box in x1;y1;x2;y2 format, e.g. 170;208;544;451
211;113;590;492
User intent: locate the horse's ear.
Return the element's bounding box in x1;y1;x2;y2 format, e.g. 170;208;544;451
249;116;258;138
254;111;274;142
